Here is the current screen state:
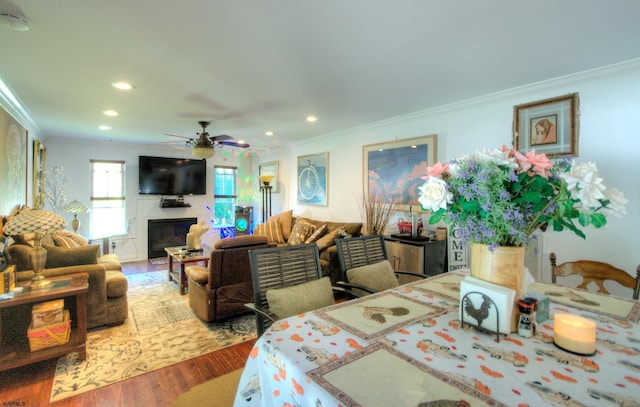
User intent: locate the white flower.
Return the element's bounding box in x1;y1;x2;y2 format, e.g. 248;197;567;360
482;148;518;169
418;177;451;211
560;161;606;208
601;187;628;217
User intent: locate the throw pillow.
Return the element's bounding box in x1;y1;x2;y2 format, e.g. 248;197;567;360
266;277;335;319
43;244;100;268
346;260;399;292
267;210;293;241
53;230;89;246
305;223;328;244
288;219;316;246
254;220;285;244
52;234;81;248
315;228;342;252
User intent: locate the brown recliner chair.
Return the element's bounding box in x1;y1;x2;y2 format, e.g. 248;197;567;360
185;235;271;322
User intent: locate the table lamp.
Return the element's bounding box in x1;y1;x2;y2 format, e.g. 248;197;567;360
62;199;89;233
3;208;67;288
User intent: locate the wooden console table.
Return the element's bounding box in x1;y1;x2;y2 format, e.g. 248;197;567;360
165;246;211;295
0;273;88;372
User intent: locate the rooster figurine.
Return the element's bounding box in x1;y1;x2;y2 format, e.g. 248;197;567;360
463;294;492;328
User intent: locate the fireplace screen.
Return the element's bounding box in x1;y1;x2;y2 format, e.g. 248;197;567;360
147;217;197;258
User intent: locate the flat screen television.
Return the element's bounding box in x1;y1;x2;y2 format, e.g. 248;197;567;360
138;155;207;195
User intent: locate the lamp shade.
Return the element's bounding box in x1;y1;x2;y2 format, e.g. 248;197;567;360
259;175;275;186
193;146;215;159
62;199;88;214
3;208;67;235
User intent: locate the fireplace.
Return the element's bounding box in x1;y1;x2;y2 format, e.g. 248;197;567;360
147;217;197;259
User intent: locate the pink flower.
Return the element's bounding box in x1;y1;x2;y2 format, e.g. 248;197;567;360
514;149;553;178
422;162;450;180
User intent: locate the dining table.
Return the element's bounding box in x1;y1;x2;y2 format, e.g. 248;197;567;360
233;270;640;407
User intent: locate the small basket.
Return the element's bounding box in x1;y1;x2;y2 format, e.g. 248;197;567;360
27;310;71;351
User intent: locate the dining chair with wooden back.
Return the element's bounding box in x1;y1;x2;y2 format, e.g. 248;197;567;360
335;235;426;295
246;243;356;336
549;252;640;300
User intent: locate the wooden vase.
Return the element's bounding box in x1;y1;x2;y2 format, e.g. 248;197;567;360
470;243;525;333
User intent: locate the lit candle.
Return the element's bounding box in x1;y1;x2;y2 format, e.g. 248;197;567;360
553;314;596;355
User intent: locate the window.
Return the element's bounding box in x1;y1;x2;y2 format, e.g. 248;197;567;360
213;166;237;227
90;160;126;236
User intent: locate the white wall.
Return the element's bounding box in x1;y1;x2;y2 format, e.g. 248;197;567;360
42;140;257;262
261;60;640;292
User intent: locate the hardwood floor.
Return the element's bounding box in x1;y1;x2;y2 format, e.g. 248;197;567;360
0;260;256;407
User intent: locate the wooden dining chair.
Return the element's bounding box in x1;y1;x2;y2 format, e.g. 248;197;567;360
549;252;640;299
335;235;426;295
245;244;356;336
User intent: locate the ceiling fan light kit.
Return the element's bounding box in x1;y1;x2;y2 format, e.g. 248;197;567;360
193;146;215;159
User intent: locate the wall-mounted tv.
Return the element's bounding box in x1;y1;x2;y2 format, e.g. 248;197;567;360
138;155;207;195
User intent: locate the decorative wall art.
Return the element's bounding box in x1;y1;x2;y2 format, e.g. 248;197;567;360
0;105;27;216
513;93;580;157
33;139;46;209
258;161;279;193
297;152;328;206
363;135;437;212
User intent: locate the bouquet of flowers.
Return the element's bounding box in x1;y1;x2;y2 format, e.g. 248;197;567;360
417;146;627;249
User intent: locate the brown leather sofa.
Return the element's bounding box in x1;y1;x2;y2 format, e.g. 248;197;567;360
185;234;272;322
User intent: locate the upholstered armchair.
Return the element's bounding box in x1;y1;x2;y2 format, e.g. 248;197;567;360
185;235;272;322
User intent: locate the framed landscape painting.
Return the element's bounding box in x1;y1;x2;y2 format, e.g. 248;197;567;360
0;105;28;216
363;135;437;212
513;93;579;157
297;152;328;206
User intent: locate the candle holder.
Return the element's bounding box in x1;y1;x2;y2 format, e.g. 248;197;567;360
553;313;596;356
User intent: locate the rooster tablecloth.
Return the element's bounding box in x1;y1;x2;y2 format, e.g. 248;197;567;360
233;272;640;407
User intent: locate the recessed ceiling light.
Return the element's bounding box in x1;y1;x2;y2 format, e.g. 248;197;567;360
99;125;111;131
306;116;318;122
265;131;274;136
103;110;119;117
111;82;134;90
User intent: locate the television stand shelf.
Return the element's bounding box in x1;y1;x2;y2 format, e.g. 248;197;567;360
160;197;191;208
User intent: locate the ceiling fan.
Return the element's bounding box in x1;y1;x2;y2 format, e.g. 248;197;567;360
166;121;250;159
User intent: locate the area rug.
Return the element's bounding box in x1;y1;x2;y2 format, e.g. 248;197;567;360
50;271;256;402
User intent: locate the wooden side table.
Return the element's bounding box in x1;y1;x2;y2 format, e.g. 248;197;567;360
0;273;88;372
165;246;211;295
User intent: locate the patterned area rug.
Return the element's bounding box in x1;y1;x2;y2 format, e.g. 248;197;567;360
50;271;256;402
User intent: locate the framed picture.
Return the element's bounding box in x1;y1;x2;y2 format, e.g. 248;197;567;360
0;105;28;216
297;152;328;206
258;161;279;193
33;139;47;208
363;135;437;212
513;93;579;157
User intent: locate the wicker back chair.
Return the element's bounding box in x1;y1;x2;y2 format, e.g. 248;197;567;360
550;252;640;300
246;244;354;336
335;235;426;294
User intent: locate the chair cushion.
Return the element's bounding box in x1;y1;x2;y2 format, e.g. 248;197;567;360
43;244;99;268
266;277;335;319
347;260;399;292
305;223;328;244
315;228;342;252
254;220;285;244
267;210;293;241
288;219;316;245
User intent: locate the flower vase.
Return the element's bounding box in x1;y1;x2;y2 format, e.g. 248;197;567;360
470;243;525;333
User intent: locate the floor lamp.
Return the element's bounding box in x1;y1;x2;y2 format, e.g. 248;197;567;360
259;175;274;223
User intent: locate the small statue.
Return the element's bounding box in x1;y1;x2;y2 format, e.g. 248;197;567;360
186;220;209;250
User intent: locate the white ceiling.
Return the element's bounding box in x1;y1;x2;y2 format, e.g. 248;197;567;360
1;0;639;154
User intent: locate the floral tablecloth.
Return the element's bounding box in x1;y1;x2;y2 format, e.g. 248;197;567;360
234;273;640;407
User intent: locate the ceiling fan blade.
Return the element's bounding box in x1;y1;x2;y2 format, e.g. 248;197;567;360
220;140;250;148
164;133;192;140
211;134;233;141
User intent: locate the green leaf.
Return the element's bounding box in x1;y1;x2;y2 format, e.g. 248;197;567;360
591;213;607;228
